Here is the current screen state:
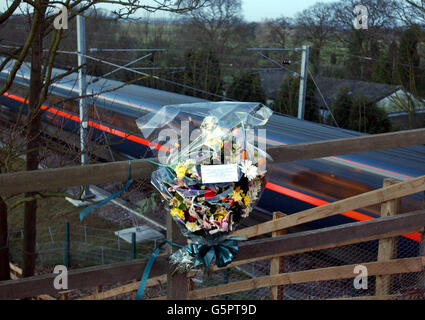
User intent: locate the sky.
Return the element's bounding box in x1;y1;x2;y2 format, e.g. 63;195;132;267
241;0;335;21
0;0;336;21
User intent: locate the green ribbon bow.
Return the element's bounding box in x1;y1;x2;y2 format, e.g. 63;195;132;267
135;237;246;300
187;237;247;268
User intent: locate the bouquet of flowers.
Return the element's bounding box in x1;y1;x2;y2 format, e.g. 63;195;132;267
136;102;273;272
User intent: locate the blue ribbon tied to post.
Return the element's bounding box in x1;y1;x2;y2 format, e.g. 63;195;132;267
135;237;246;300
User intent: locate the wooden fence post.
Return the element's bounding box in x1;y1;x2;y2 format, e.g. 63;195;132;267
375;178;400;296
94;285;103;299
0;197;10;281
166;214;191;300
269;212;287;300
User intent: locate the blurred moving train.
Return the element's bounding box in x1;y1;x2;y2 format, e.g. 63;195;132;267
1;60;425;252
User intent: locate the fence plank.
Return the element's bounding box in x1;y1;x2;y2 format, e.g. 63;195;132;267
233;175;425;239
2;210;425;300
376;179;400;296
0;255;169;300
217;209;425;271
329;294;402;300
188;257;425;299
267;128;425;163
167;214;190;300
0;159;157;196
78;275;167;300
1;129;425;196
269;212;286;300
8;263;56;300
37;294;56;300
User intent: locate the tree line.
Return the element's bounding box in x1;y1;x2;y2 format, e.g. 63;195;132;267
2;1;423;130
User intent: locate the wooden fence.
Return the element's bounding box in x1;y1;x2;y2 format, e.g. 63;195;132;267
0;128;425;300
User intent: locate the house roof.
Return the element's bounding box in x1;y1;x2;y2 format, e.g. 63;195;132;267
258;69;401;106
258;69;289;99
314;76;401;108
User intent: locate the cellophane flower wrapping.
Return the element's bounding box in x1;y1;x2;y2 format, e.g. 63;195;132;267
136;102;273;272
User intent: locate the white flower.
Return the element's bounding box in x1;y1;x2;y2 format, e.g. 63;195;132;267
186;221;201;232
200;116;218;132
240;160;258;181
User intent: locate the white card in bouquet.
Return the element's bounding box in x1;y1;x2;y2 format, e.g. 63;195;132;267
201;164;239;184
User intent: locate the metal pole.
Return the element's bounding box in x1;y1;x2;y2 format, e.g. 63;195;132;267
297;45;309;120
64;222;70;268
89;48;166;52
77;15;93;198
131;232;136;260
48;227;54;245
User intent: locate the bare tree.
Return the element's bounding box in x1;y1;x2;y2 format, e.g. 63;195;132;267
262;17;292;49
0;0;206;280
183;0;242;51
294;2;335;71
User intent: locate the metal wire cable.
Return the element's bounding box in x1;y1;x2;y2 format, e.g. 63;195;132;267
307;67;339;128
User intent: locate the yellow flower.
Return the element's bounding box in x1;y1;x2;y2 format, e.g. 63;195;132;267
170;208;185;221
230;189;243;202
174;163;188;179
244;196;250;206
214;214;225;222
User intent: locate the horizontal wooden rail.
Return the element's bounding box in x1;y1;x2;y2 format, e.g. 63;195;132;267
78;275;167;300
267;128;425;163
188;257;425;299
37;294;57;300
222;209;425;270
233;175;425;239
329;294;402;300
0;159;157;196
0;255;169;300
0;128;424;195
1;210;424;300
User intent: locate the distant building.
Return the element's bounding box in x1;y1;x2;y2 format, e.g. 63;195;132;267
315;77;425;128
258;69;288;100
313;76;401;111
258;70;401;107
258;71;425;127
377;89;425;113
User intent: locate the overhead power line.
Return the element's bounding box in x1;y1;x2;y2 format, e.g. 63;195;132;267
88;48;166;53
313;47;425;71
307;67;339;128
73;51;234;101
